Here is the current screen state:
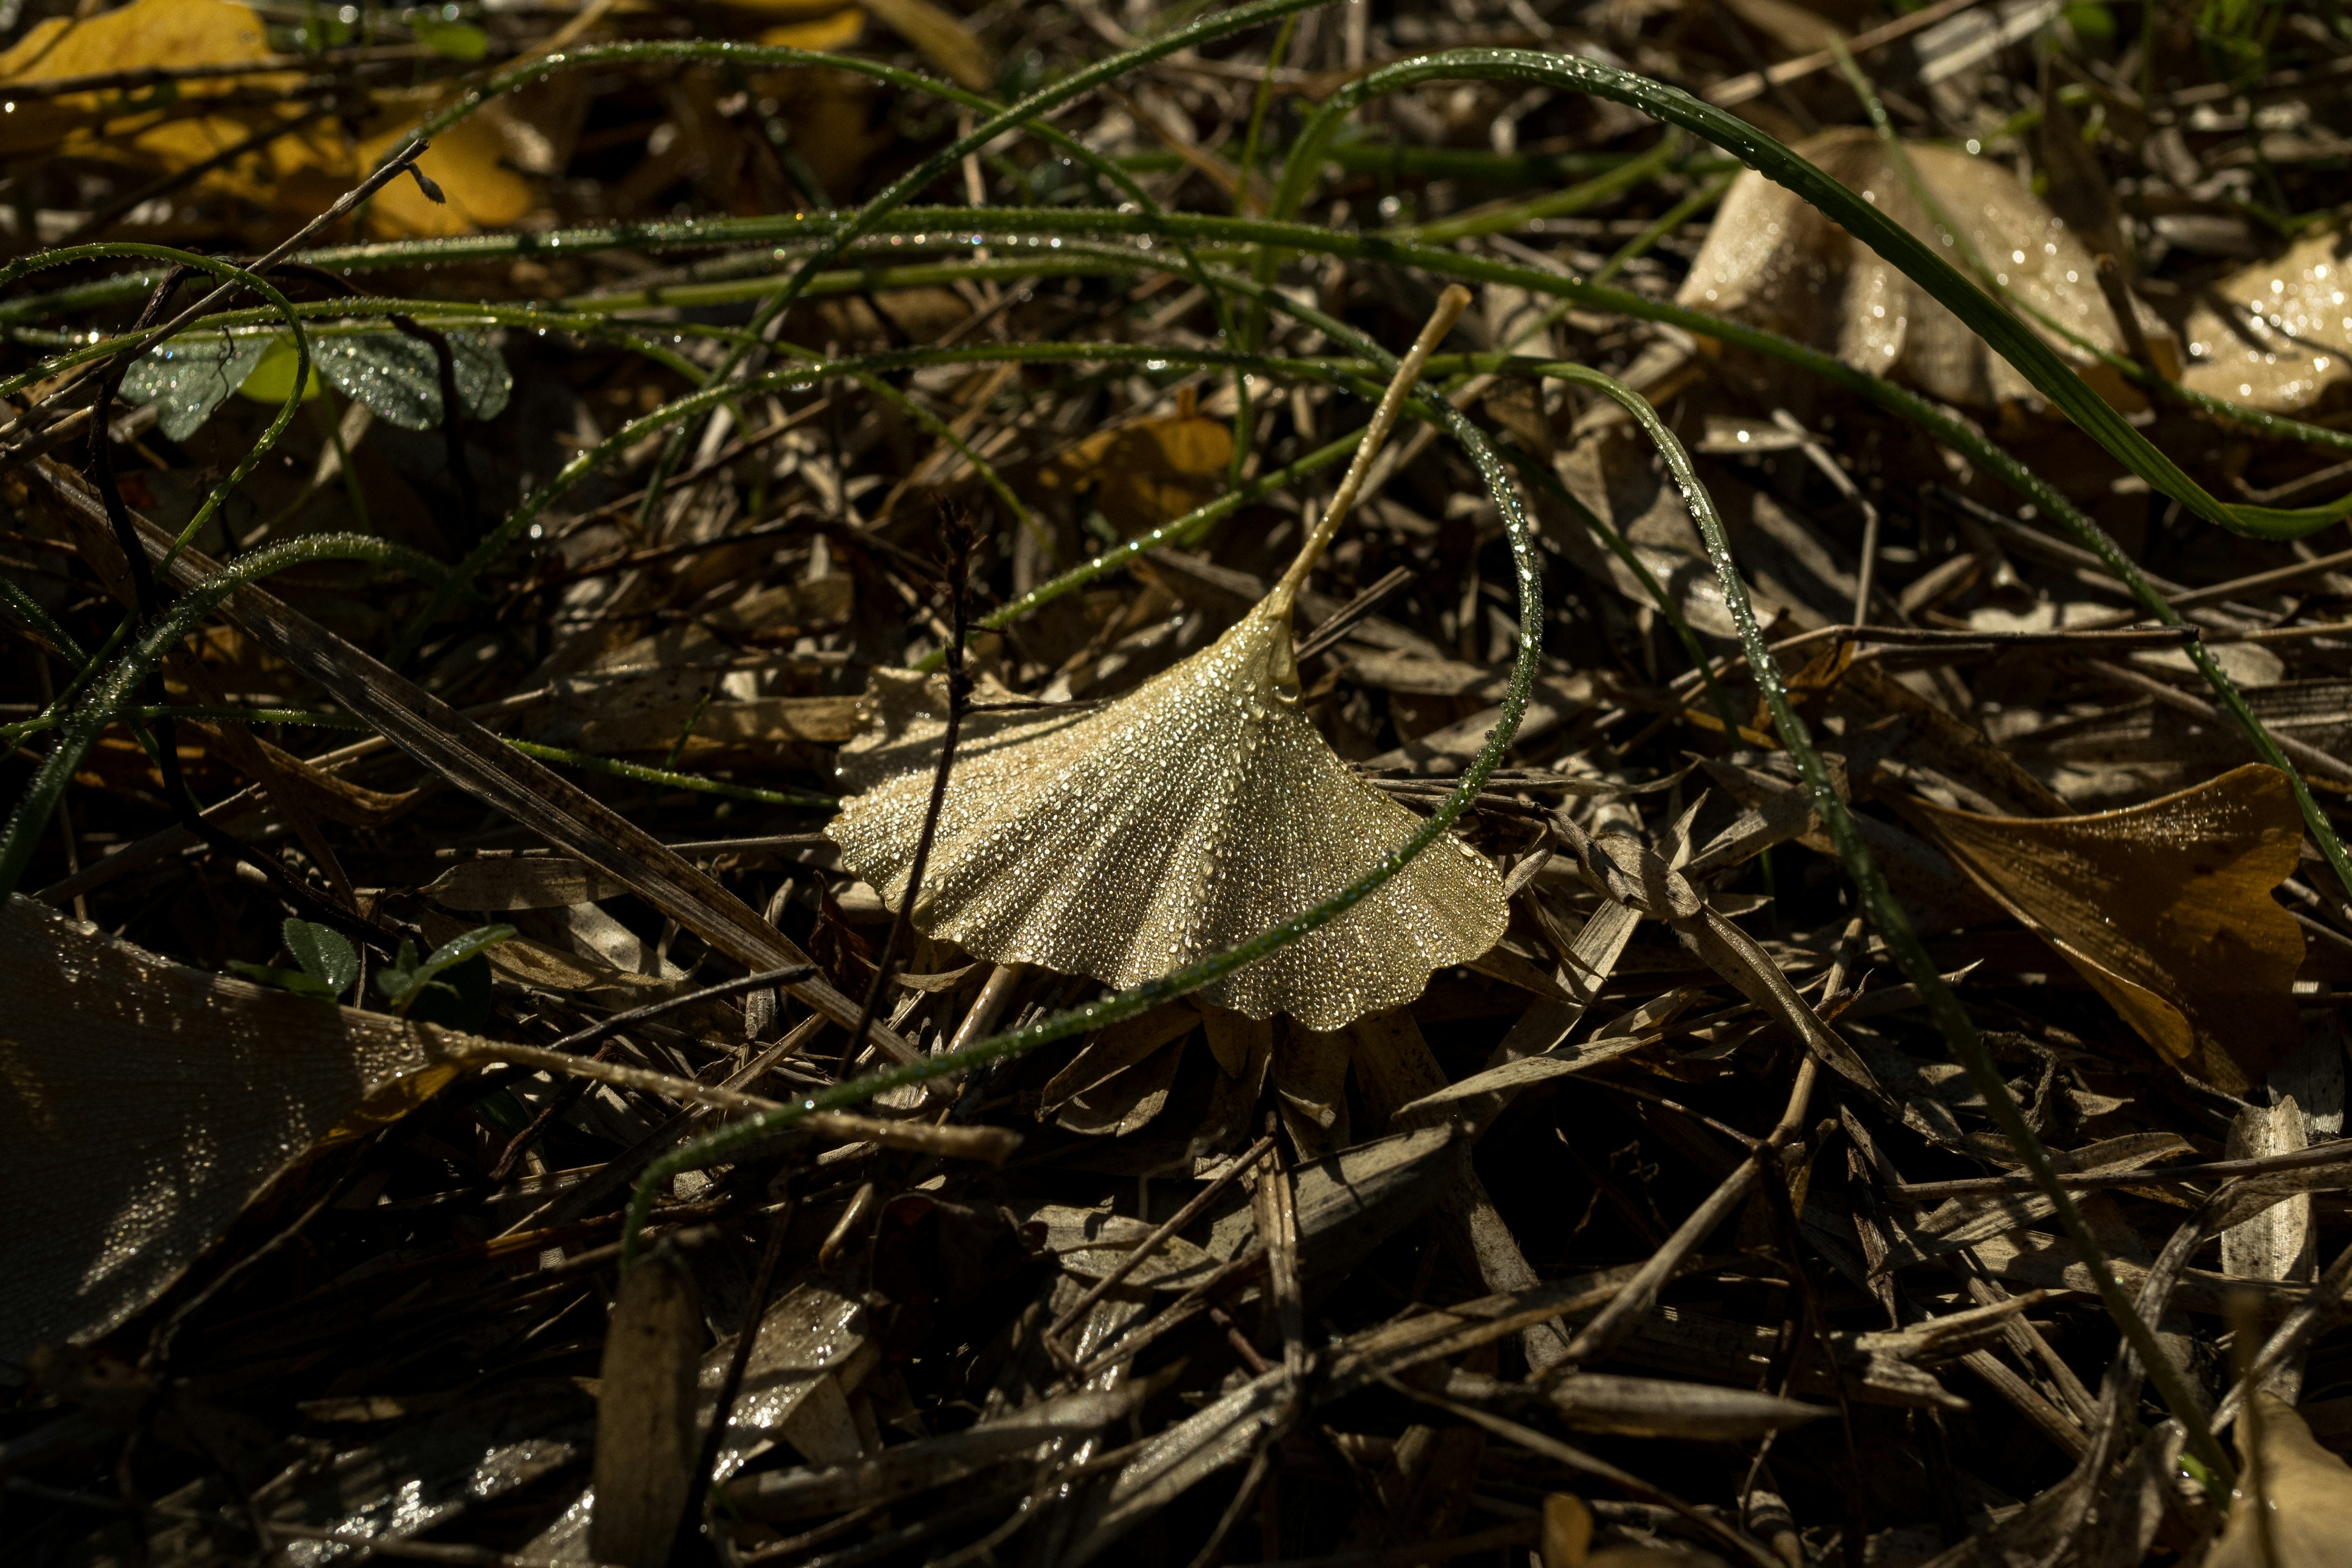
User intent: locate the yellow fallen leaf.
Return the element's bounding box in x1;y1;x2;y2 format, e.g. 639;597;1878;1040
725;0;992;89
1907;764;2305;1094
0;0;532;236
1677;127;2171;412
352;95;537;238
1036;406;1235;535
759;9;867;50
2180;228;2352;415
0;0;271;89
0;0;296;167
2206;1393;2352;1568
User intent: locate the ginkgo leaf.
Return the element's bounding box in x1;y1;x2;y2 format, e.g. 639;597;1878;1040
1906;763;2305;1094
1676;127;2166;411
0;894;440;1365
120;329;272;442
829;291;1506;1032
2179;228;2352;414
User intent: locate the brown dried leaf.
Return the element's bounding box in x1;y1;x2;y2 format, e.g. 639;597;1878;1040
1677;127;2161;410
1908;764;2306;1093
2207;1394;2352;1568
0;896;440;1365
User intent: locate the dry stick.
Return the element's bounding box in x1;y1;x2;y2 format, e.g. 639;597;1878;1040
837;515;975;1072
1044;1135;1275;1368
1705;0;1993;105
1553;1055;1820;1368
484;964;815;1182
1892;1139;2352;1202
1293;563;1420;663
1078;1244;1270;1377
436;1041;1017;1162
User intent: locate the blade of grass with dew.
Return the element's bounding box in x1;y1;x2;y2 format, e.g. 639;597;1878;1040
0;537;443;902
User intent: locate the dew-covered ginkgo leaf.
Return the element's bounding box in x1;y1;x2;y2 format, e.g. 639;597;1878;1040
0;895;446;1365
829;294;1507;1032
1676;127;2163;410
1907;763;2305;1095
2179;227;2352;414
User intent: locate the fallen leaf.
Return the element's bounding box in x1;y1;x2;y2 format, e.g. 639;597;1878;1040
591;1245;703;1568
0;894;445;1365
1035;407;1235;535
826;570;1506;1031
1907;763;2305;1093
2180;227;2352;414
2206;1393;2352;1568
1677;127;2169;411
724;0;992;88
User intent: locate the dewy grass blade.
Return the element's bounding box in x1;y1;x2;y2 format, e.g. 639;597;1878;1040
1558;361;2237;1491
0;536;438;903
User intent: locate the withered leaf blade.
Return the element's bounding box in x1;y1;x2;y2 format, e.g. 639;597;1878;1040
590;1245;703;1568
1907;763;2306;1093
0;895;439;1365
829;598;1507;1031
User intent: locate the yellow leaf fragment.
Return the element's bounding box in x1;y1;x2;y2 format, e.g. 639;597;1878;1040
724;0;990;88
2206;1393;2352;1568
861;0;993;90
2180;228;2352;415
1676;127;2168;411
1908;764;2305;1094
1036;410;1235;535
757;9;867;50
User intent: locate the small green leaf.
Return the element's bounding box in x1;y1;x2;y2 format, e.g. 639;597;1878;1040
313;328;511;432
228;960;340;1001
377;924;513;1014
413;15;488;60
281;918;358;997
121;330;271;441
